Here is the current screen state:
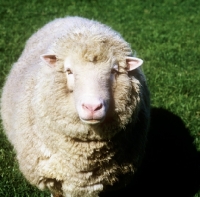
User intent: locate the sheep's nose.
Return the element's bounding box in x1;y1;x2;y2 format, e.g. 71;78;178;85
82;102;103;113
78;98;107;124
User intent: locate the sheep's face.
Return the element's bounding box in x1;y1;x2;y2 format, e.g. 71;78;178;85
64;57;112;125
41;53;143;126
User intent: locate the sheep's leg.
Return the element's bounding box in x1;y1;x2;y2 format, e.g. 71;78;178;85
44;178;63;197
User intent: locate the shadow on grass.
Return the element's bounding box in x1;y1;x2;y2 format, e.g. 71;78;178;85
100;107;200;197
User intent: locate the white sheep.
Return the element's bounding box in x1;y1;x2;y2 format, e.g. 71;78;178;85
0;16;150;197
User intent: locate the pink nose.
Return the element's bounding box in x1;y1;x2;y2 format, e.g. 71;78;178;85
82;102;103;113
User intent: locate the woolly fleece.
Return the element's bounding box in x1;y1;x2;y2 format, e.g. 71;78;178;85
1;16;150;197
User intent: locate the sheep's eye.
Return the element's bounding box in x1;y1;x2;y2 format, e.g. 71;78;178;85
66;68;73;74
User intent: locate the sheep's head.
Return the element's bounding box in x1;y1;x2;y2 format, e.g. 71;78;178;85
40;53;143;126
36;30;144;140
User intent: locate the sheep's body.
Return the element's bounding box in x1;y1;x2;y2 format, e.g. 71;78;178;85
1;17;150;197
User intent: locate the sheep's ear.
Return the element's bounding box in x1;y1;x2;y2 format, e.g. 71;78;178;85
126;57;143;71
40;54;57;67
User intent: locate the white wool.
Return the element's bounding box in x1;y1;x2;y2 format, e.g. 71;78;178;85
0;16;150;197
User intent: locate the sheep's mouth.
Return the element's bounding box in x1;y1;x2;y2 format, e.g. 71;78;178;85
80;118;104;125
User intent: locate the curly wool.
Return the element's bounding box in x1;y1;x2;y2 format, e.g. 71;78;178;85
1;16;150;197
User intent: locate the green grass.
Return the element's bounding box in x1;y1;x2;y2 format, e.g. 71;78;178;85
0;0;200;196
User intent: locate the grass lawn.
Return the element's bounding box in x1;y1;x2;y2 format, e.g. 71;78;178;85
0;0;200;196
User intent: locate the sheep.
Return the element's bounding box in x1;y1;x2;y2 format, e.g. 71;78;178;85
0;16;150;197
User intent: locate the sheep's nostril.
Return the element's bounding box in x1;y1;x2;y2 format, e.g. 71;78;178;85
94;103;103;111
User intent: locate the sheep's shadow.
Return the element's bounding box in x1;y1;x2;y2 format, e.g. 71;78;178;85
100;107;200;197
